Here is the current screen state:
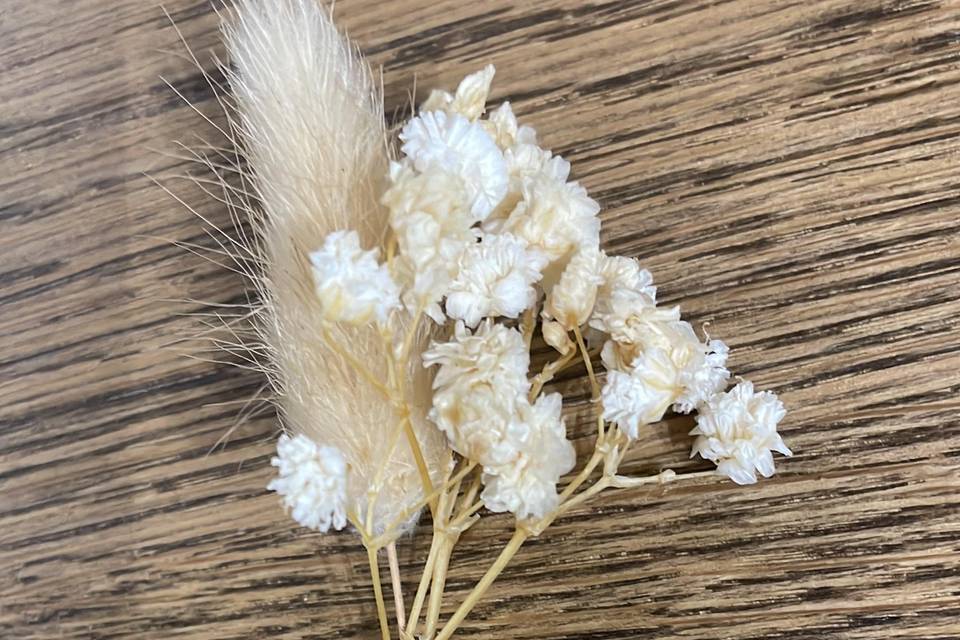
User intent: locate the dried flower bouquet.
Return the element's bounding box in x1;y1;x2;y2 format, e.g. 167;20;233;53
185;2;792;638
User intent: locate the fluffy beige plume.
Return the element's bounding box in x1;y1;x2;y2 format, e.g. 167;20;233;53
222;0;449;534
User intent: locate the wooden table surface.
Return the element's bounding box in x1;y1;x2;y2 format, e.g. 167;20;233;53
3;1;960;638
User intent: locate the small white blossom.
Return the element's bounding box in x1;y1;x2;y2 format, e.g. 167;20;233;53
422;65;497;121
481;393;576;520
268;434;348;532
484;102;538;149
446;233;547;327
424;320;530;395
504;172;600;264
400;110;508;219
430;383;529;467
424;321;531;467
601;348;678;439
310;230;399;326
592;255;656;323
691;382;791;484
674;338;730;413
544;246;605;329
383;162;477;321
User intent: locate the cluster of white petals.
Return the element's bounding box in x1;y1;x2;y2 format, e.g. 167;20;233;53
544;247;605;330
382;162;477;320
310;230;399;325
400;110;508;219
504;174;601;264
268;434;349;532
446;233;547;327
285;65;792;534
422;64;496;122
691;382;792;484
424;322;575;518
480;393;576;519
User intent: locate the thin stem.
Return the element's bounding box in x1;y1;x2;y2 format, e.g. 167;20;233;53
405;532;441;639
434;529;529;640
367;546;390;640
321;325;392;400
373;462;477;548
610;469;717;488
528;350;576;401
387;541;406;633
450;500;483;529
572;324;600;400
424;535;454;639
521;302;538;351
403;416;436;512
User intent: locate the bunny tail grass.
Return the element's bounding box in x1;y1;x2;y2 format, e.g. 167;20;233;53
222;0;448;535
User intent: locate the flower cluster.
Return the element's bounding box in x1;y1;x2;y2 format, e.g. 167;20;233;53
271;65;792;531
268;433;349;532
424;321;575;519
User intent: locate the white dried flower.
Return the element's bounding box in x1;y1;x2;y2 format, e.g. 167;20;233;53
481;393;576;520
590;289;667;341
424;321;531;467
542;320;574;355
544;246;605;329
691;382;791;484
593;255;657;322
601;348;678;439
400;110;508;219
674;338;730;413
422;65;497;121
383;161;477;320
309;230;399;326
484;102;537;149
268;434;348;532
430;384;527;467
504;172;600;264
446;233;547;327
424;320;530;401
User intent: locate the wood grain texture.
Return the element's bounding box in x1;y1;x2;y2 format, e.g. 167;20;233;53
2;1;960;638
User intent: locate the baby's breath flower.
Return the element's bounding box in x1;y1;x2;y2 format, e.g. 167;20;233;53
422;65;496;121
400;110;508;219
690;382;791;484
593;255;657;322
383;161;477;320
504;172;601;264
481;393;576;520
483;102;537;149
268;434;348;532
544;246;605;329
674;338;730;414
446;233;547;327
601;348;678;439
309;230;399;326
424;320;530;401
424;321;531;466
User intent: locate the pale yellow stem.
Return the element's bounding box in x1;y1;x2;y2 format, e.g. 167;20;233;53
424;534;455;639
403;415;436;513
367;546;390;640
571;324;600;400
321;325;392;400
528;349;576;401
434;529;529;640
372;462;478;548
405;530;441;639
520;302;538;350
387;541;406;633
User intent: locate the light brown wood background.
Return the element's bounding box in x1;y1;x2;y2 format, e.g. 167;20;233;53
3;0;960;638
